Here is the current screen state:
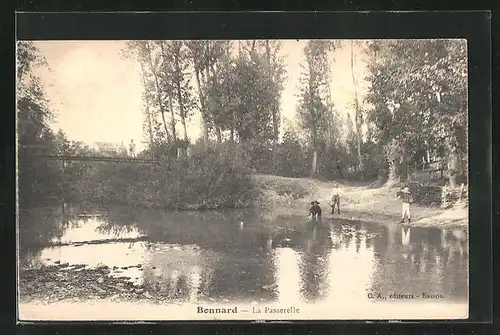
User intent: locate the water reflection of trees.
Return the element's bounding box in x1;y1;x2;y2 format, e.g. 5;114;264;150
272;219;468;304
95;205;140;237
141;262;208;303
19;206;70;264
136;241;275;303
370;223;468;300
208;250;275;302
100;207;274;251
268;219;333;303
101;209;347;304
298;222;332;302
324;220;375;303
20;202;468;304
18;202;109;266
98;206;277;302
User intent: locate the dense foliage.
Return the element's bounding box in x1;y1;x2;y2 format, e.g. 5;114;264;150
85;143;256;210
18;39;469;215
364;39;468;186
17;41;62;208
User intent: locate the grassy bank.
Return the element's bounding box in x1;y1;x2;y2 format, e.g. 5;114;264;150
252;174;468;229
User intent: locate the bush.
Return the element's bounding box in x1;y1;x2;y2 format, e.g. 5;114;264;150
18;145;64;208
76;142;257;210
407;182;442;207
240;139;275;175
276;134;308;178
161;142;256;209
441;184;467;209
254;174;313;199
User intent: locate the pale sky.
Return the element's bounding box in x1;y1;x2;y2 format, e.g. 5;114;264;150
33;40;370;151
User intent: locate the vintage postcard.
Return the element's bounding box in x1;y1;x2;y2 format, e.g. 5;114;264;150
17;39;469;321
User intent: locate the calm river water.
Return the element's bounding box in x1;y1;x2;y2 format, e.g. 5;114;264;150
18;204;468;320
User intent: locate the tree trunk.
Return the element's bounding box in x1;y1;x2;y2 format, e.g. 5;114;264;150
231;106;237;144
144;42;171;142
159;106;170;143
272;128;278;174
404;161;409;182
356;129;363;180
181;117;188;143
388;162;397;183
350;41;364;180
138;59;154;149
265;40;280;143
265;40;280;172
448;151;459;188
199;43;211;143
311;150;318;178
216;128;222;143
173;47;188;143
310;120;319;179
194;68;210;143
207;49;223;144
325;59;334;147
307;56;318;180
326;109;332;148
388;157;402;184
169;95;177;142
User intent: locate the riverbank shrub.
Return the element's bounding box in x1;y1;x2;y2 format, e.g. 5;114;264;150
253;174;316;200
75;142;257;210
160;142;256;209
407;182;442;207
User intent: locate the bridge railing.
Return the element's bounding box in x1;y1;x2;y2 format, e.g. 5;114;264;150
31;154;160;165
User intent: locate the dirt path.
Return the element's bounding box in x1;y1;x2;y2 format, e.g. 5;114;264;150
253;174;467;229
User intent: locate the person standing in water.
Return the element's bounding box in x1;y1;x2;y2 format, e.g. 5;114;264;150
309;200;322;219
396;186;414;223
330;182;342;214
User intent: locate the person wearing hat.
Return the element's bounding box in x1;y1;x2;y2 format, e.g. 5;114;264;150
329;182;342;214
309;200;322;219
396;186;414;223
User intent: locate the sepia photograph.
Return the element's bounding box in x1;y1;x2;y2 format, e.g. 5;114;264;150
17;39;469;321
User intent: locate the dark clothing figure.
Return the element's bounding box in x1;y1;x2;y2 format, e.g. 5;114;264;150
330;185;342;214
309;201;322;219
331;195;340;214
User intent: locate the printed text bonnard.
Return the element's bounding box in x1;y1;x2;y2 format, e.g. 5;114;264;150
197;306;301;314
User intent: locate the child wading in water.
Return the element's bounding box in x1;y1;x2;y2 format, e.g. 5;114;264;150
330;182;342;214
396;187;414;223
309;200;322;219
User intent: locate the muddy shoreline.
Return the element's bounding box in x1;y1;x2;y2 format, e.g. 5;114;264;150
19;263;192;304
49;175;467;229
19;262;268;304
258;206;467;229
253;174;468;229
20;264;139;303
